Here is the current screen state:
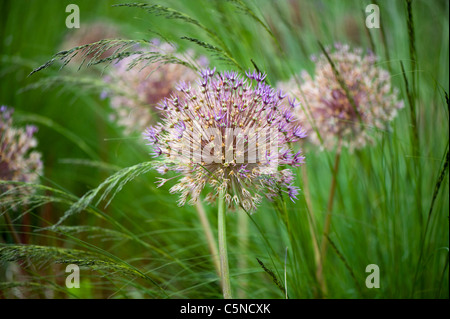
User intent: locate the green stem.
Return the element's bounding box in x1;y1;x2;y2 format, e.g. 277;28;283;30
218;191;232;299
301;165;321;298
237;208;249;298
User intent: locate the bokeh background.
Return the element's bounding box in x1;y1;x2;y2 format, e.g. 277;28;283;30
0;0;448;299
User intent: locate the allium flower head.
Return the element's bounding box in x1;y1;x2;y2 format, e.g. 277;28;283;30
279;44;404;151
104;40;208;134
0;106;43;199
144;68;307;211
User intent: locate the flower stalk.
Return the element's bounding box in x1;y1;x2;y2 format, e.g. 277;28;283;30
316;145;342;296
2;210;22;244
218;190;232;299
195;200;221;279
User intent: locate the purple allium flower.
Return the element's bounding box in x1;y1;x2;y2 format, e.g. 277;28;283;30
144;69;307;211
278;44;404;151
61;21;120;64
0;106;43;201
103;40;209;135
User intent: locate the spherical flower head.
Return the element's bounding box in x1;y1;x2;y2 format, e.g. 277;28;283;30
0;106;43;202
103;40;209;135
279;44;404;151
144;68;307;211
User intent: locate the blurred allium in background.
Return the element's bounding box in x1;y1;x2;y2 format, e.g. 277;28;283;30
0;106;43;202
279;44;404;151
144;68;307;211
103;40;209;134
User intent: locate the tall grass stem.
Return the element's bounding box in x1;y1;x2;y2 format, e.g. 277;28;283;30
237;208;249;298
2;210;22;244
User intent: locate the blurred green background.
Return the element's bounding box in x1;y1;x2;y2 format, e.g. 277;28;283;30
0;0;448;299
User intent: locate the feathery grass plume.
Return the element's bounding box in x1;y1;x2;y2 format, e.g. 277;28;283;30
144;68;307;211
279;43;404;151
103;39;209;134
0;106;43;204
60;21;121;65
